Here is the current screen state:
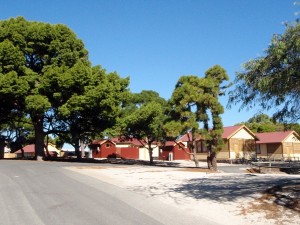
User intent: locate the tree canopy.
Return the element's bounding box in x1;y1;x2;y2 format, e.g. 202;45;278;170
117;90;167;164
228;22;300;123
165;65;229;169
0;17;129;159
236;114;284;133
57;66;130;157
236;113;300;134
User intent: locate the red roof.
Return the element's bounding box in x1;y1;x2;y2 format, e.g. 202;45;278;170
222;125;247;139
15;144;35;153
110;137;145;146
15;144;60;154
163;141;186;147
93;139;116;146
178;133;201;142
255;131;297;144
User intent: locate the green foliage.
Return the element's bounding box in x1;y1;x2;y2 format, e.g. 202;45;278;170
229;22;300;122
25;95;51;114
165;65;229;167
124;102;164;139
120;91;166;139
286;123;300;135
0;17;93;157
237;114;282;133
237;113;300;134
117;90;167;164
57;65;130;152
1;115;34;153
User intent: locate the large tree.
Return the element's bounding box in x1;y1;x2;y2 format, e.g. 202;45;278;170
0;17;91;159
228;22;300;123
165;65;229;169
57;66;130;158
118;91;167;164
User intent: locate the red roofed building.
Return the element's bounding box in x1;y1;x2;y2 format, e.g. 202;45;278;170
256;131;300;160
15;144;35;158
90;137;159;160
15;144;60;158
91;140;118;158
91;138;139;159
166;125;258;161
159;141;190;160
112;137;159;160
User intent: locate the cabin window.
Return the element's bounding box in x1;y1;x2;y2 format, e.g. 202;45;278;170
196;141;207;153
256;144;261;154
267;144;281;154
105;143;111;148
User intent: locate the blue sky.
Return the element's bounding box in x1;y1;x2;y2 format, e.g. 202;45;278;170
0;0;298;127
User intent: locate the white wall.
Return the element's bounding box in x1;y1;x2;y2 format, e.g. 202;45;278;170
139;146;159;160
231;129;255;139
284;133;300;143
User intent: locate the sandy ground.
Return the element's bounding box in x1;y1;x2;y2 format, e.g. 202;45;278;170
67;160;300;225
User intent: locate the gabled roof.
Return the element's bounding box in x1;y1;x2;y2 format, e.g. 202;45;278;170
163;141;186;147
93;137;159;147
255;131;299;144
94;139;116;146
177;125;257;141
178;133;201;142
222;125;257;140
110;137;145;146
15;144;35;153
15;144;60;154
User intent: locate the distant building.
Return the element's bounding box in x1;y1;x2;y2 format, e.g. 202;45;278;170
256;131;300;160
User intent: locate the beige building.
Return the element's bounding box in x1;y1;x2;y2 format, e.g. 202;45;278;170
256;131;300;160
178;125;257;161
216;125;257;160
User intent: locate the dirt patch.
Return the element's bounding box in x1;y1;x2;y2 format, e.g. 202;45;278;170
240;183;300;225
246;168;261;173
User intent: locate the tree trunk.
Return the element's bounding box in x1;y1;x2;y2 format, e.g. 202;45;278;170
74;139;81;159
148;146;154;165
0;138;5;159
207;151;217;171
33;116;45;160
21;147;25;159
80;140;85;158
192;146;199;167
189;133;199;167
44;136;51;159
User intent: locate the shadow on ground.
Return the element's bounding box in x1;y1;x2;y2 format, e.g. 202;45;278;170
170;174;300;211
33;157;183;167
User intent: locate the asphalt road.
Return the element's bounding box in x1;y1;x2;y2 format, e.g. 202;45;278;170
218;164;250;173
0;160;217;225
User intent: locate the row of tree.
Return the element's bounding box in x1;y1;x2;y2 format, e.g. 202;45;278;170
1;17;299;169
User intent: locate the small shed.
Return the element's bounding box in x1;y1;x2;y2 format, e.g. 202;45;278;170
218;125;257;160
256;131;300;160
91;138;139;159
111;137;158;160
159;141;190;161
91;140;117;158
